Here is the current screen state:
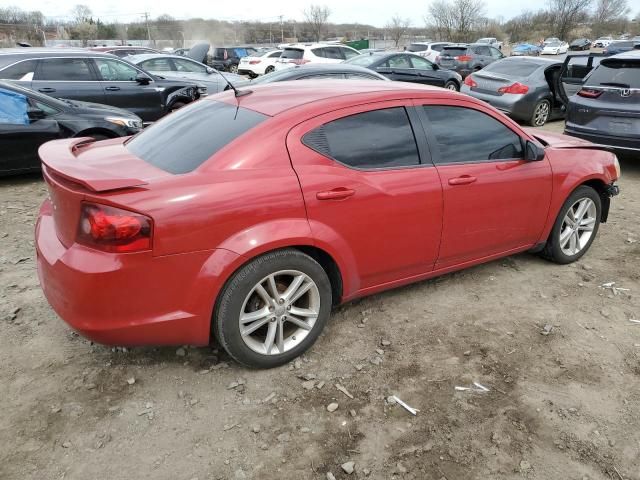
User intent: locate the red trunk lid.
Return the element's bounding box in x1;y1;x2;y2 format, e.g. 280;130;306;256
39;137;169;248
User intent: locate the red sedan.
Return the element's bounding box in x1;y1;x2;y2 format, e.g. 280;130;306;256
35;81;620;368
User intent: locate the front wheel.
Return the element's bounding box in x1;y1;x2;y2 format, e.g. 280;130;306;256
541;186;601;264
444;80;459;91
529;99;551;127
228;64;239;74
214;249;332;368
265;66;275;74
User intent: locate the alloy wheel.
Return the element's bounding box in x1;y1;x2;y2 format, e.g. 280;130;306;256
559;198;597;256
445;83;458;91
534;102;550;126
239;270;320;355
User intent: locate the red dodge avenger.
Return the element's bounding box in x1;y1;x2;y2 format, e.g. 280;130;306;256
36;80;620;368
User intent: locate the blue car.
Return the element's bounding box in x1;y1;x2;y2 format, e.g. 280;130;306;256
511;43;541;56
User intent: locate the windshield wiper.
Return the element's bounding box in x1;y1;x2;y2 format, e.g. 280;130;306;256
599;82;631;88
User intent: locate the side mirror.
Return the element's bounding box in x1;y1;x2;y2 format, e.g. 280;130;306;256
206;67;215;74
432;63;440;70
27;107;46;121
525;140;545;161
135;73;151;85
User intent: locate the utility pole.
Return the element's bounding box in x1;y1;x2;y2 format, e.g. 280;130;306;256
143;12;152;46
279;15;284;43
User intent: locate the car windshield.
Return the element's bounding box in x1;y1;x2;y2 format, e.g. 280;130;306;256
406;44;427;52
546;42;561;47
344;54;381;66
442;47;468;56
587;59;640;88
482;60;540;77
126;100;267;174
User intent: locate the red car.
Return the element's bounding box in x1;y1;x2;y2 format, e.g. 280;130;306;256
35;81;620;368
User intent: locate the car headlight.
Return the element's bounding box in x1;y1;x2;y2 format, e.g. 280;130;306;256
614;155;621;179
106;117;143;129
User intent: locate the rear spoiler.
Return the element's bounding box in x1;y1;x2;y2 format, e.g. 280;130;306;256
39;137;148;192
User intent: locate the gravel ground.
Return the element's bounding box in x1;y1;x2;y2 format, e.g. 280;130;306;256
1;120;639;480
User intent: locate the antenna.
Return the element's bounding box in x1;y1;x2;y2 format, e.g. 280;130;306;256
217;69;252;98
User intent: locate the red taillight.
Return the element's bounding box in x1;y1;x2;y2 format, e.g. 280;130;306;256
77;202;152;253
577;88;603;98
464;75;477;87
455;55;472;62
498;82;529;94
249;60;261;64
291;59;310;65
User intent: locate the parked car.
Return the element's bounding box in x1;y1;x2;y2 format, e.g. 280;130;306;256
593;37;613;48
569;38;591;51
238;50;283;77
0;49;201;123
511;43;542;56
561;50;640;154
274;43;361;71
542;41;569;55
344;51;462;90
603;40;640;56
88;46;160;57
211;46;258;73
461;56;565;126
405;42;451;62
231;64;389;88
544;37;561;44
127;53;243;94
476;37;503;50
0;80;142;176
437;43;505;78
35;80;620;368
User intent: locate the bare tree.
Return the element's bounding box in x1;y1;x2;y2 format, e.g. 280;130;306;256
71;4;92;24
386;15;411;48
425;0;485;42
548;0;593;40
303;4;331;42
592;0;630;36
452;0;485;40
426;0;454;40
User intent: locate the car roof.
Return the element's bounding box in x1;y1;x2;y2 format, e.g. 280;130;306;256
609;50;640;60
89;46;154;51
127;53;200;63
215;79;459;117
263;64;386;78
499;56;560;66
0;48;119;68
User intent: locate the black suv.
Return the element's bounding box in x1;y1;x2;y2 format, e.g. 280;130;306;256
0;49;202;122
211;46;258;73
437;43;505;78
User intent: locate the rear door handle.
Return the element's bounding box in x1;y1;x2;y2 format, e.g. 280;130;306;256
316;188;355;200
448;175;477;186
38;87;56;93
105;86;121;91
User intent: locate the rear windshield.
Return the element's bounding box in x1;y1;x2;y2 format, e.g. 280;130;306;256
407;44;427;52
281;48;304;59
126;101;267;174
587;60;640;88
611;41;633;48
441;47;468;56
483;61;540;77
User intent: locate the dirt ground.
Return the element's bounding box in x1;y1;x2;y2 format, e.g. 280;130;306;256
1;120;639;480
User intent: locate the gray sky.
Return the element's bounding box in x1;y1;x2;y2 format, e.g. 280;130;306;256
18;0;520;27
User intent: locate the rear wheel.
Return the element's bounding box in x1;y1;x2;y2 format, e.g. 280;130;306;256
529;99;551;127
265;66;275;74
444;80;459;91
229;64;239;74
214;249;332;368
541;186;601;264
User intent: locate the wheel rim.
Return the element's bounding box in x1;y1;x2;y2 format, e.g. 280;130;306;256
230;65;238;73
534;102;550;126
239;270;320;355
559;198;597;256
446;83;457;91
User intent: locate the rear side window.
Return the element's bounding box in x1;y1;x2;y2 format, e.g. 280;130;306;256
303;107;420;169
281;49;304;59
127;101;267;174
342;48;360;60
587;60;640;88
36;58;93;81
0;60;37;80
423;106;523;164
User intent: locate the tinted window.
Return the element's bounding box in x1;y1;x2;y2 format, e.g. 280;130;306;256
303;107;420;169
94;59;138;81
410;56;434;70
489;47;503;58
342;47;360;59
474;46;491;55
0;60;37;80
213;48;225;59
442;47;468;56
344;54;379;66
387;55;411;68
173;58;207;73
268;51;282;58
141;58;172;71
345;73;382;80
483;60;540;77
323;47;344;59
588;60;640;88
36;58;93;81
407;44;428;52
423;106;523;163
281;48;304;59
432;44;447;52
126;101;267;174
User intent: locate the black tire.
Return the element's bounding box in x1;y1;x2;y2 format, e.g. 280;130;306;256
265;66;275;74
169;101;186;112
541;186;602;264
229;64;239;74
214;249;332;368
444;80;459;91
529;99;551;127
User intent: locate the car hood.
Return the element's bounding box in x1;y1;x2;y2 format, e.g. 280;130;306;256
187;42;211;64
60;99;141;119
526;129;595;148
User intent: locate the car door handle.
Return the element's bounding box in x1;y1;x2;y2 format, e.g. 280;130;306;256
316;188;355;200
448;175;477;186
105;86;121;91
38;87;56;93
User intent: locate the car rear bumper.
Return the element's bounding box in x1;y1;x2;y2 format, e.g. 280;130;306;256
35;202;238;346
460;86;534;120
564;126;640;153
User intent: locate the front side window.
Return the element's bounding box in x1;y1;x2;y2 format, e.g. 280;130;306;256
423;106;523;164
94;59;139;81
173;58;207;73
410;56;434;70
141;58;172;72
36;58;93;81
387;55;411;68
302;107;420;169
489;47;503;59
0;60;37;80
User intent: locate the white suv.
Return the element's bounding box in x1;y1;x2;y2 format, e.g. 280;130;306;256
274;43;361;70
406;42;450;62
